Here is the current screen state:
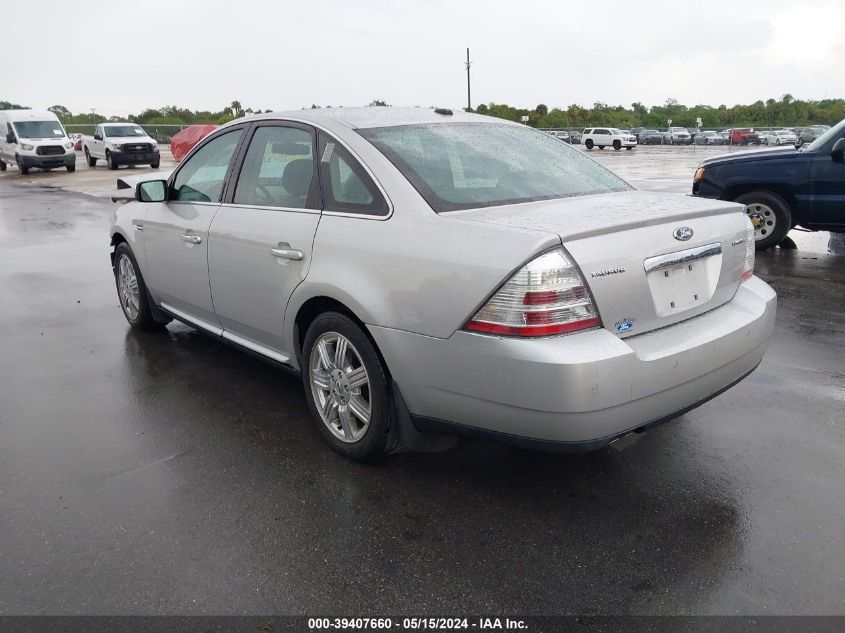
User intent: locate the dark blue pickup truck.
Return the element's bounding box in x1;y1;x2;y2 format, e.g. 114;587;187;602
692;118;845;249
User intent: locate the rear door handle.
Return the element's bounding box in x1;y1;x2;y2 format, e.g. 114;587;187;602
180;234;202;244
270;243;303;261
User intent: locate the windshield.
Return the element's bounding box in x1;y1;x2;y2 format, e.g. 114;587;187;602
645;130;659;134
805;118;845;152
104;125;147;137
13;121;66;139
358;122;631;213
610;128;622;134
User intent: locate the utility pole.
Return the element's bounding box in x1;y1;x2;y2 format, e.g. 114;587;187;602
465;48;472;112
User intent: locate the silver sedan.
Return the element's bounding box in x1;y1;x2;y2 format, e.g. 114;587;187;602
110;108;776;460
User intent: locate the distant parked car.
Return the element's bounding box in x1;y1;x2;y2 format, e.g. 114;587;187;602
728;128;760;145
665;127;692;145
630;127;645;141
694;117;845;249
639;129;663;145
695;130;723;145
170;124;219;162
718;130;731;143
553;130;571;143
569;130;582;144
582;127;637;150
84;123;160;170
798;126;829;146
762;129;797;146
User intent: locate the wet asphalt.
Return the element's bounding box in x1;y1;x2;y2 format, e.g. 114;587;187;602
0;172;843;616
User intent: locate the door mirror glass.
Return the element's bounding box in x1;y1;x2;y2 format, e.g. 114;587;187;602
137;180;167;202
831;138;845;163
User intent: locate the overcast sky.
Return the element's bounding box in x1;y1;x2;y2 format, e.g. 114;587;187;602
5;0;844;116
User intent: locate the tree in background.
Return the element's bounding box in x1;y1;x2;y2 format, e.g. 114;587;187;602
368;99;390;106
0;101;28;110
48;105;72;119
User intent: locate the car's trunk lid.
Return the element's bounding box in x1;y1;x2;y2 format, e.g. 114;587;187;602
452;190;749;338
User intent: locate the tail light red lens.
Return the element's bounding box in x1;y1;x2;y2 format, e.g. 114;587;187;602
464;249;601;337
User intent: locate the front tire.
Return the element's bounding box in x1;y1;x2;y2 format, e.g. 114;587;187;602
85;148;97;167
584;139;594;150
66;163;75;173
113;243;166;331
613;140;622;150
734;190;792;251
106;151;118;170
150;160;160;169
302;312;394;461
0;160;6;171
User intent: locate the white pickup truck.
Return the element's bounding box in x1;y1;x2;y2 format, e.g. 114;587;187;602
83;122;160;170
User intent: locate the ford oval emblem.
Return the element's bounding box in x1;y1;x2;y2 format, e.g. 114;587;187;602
673;226;694;241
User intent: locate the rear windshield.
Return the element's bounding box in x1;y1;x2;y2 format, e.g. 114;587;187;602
357;122;630;212
13;121;66;139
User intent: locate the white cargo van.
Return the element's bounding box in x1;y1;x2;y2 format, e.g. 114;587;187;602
0;110;76;174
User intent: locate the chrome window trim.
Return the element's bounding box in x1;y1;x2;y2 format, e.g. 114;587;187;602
643;242;723;273
222;202;321;215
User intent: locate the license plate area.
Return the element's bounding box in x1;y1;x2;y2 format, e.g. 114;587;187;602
644;243;722;317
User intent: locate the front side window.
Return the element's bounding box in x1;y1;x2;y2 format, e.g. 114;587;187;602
358;122;630;213
13;121;65;139
172;128;242;203
234;126;315;209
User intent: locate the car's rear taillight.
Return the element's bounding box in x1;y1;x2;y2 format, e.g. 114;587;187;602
464;249;601;337
741;216;755;282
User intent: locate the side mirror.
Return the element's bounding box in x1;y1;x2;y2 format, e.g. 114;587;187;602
137;180;168;203
94;134;102;141
831;138;845;163
6;133;16;143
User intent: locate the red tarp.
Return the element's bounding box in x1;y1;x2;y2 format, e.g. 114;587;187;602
170;125;217;161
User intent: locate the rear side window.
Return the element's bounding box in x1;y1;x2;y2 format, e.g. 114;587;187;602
172;129;242;203
318;133;388;216
234;125;317;209
358;122;630;213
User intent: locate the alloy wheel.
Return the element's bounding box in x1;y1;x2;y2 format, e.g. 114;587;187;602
116;254;140;320
309;331;371;443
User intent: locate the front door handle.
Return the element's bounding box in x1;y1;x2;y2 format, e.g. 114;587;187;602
270;243;303;261
180;234;202;244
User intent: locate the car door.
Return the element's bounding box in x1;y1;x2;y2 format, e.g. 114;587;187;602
810;128;845;228
93;125;104;157
206;122;323;360
141;126;245;331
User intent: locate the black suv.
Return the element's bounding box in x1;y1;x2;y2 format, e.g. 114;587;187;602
692;118;845;249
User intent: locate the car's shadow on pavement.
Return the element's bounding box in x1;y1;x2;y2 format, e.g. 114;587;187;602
113;324;747;614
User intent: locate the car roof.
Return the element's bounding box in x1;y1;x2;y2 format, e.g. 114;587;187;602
230;107;512;132
2;109;60;122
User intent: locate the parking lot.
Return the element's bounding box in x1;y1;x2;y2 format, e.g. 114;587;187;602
0;145;843;615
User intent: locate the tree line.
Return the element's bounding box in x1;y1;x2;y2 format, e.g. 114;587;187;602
3;95;844;129
476;95;845;129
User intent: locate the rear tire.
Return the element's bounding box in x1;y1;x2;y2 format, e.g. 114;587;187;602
584;139;594;150
85;148;97;167
626;146;633;150
301;312;394;461
0;161;6;171
107;151;118;170
734;190;792;251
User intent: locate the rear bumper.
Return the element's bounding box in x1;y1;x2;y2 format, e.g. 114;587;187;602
370;277;776;448
18;153;75;168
